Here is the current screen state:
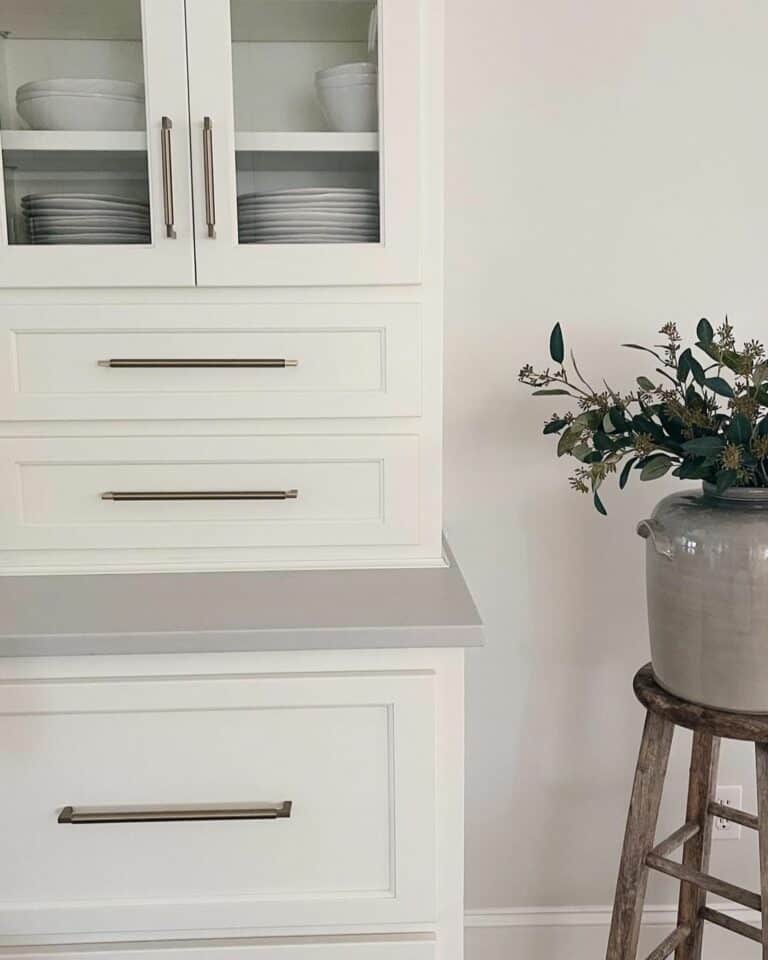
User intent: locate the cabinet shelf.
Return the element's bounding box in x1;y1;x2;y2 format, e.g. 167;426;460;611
235;132;378;153
0;131;148;153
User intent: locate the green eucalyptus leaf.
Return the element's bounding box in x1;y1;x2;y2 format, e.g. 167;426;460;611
704;376;734;398
543;419;568;435
688;353;706;386
549;323;565;364
557;426;580;457
622;344;665;362
676;458;713;480
609;406;628;431
759;417;768;437
727;414;752;446
677;348;692;382
532;388;572;396
681;436;725;458
715;468;738;495
640;455;674;481
593;490;607;516
636;376;655;392
697;318;714;345
619;457;637;490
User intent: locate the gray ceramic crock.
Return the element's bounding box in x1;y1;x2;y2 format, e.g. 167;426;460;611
638;483;768;713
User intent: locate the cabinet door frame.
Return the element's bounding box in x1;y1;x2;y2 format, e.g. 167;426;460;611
0;0;195;289
185;0;422;288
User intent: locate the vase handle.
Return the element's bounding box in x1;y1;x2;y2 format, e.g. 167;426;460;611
637;519;675;560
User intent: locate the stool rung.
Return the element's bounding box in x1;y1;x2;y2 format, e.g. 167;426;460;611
700;906;762;943
708;801;758;831
645;852;761;911
649;821;699;858
641;924;691;960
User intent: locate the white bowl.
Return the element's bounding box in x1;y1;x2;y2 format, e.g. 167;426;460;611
316;80;378;132
316;62;377;81
316;76;377;89
17;94;145;131
17;78;144;99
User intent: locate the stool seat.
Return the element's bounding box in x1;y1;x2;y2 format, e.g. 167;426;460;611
635;663;768;742
606;664;768;960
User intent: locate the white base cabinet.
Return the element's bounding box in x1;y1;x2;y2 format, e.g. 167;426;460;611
0;648;464;959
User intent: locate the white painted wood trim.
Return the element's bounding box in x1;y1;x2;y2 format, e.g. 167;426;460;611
463;903;761;928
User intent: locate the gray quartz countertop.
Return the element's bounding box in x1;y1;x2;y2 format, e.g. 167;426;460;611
0;542;482;656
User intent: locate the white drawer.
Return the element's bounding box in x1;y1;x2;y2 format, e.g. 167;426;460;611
0;940;435;960
0;671;436;938
0;434;419;553
0;303;422;420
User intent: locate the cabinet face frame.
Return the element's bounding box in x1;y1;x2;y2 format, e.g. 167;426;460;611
185;0;422;288
0;0;195;289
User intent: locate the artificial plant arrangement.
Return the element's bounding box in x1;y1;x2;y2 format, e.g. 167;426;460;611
518;318;768;514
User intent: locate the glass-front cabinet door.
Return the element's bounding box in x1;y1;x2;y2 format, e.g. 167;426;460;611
186;0;421;287
0;0;194;287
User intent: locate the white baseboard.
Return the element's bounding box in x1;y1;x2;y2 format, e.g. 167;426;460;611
464;903;759;928
464;905;760;960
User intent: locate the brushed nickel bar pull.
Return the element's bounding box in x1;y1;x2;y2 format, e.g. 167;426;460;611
160;117;176;239
203;116;216;238
58;801;292;825
102;490;299;501
98;358;299;369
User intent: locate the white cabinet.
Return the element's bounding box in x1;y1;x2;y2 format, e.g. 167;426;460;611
0;1;195;288
0;0;431;289
0;648;464;958
0;0;444;574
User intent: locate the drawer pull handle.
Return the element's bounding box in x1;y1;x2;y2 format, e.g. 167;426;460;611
203;116;216;238
160;116;177;239
102;490;299;501
98;358;299;368
58;801;292;825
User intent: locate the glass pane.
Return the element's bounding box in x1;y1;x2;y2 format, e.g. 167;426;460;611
231;0;380;245
0;1;151;247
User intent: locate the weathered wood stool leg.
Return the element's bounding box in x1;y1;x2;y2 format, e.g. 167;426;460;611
606;710;674;960
674;732;720;960
755;744;768;959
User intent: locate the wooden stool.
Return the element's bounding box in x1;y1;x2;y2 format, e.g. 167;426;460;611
606;663;768;960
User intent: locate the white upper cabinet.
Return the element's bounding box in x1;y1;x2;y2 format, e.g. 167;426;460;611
186;0;421;287
0;0;424;289
0;0;195;288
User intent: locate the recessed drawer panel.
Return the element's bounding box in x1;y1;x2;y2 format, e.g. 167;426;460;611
0;672;436;938
0;303;422;420
0;435;419;552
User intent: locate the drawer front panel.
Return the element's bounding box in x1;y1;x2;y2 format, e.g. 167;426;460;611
0;941;435;960
0;673;436;937
0;303;421;420
0;435;419;551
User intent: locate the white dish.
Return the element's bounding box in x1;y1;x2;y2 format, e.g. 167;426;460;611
240;218;378;231
29;224;150;236
239;228;378;239
315;62;377;81
23;199;149;214
316;80;377;132
29;234;150;244
240;210;378;223
316;75;377;88
239;204;378;216
23;193;149;205
24;213;149;227
17;94;145;131
17;78;144;99
240;236;377;244
238;187;377;199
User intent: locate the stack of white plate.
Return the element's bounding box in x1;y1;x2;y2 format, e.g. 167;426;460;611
238;187;379;244
22;194;151;245
16;78;145;131
315;62;377;132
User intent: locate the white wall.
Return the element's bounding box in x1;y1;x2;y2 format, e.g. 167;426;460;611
443;1;768;956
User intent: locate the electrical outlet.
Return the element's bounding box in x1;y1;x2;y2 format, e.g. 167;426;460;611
713;785;743;840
